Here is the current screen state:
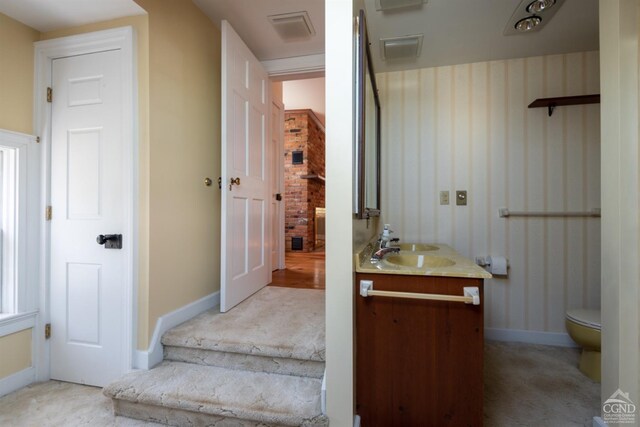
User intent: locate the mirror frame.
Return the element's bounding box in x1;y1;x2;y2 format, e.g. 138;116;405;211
355;9;381;219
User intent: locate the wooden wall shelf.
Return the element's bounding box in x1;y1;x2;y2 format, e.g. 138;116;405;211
528;94;600;116
300;174;325;182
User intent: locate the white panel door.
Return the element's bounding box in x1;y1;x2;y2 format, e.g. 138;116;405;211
221;21;271;312
270;100;284;271
50;49;126;386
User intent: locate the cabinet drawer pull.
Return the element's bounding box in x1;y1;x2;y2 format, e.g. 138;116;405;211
359;280;480;305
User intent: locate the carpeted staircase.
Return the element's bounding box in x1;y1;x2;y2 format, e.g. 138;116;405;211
104;287;328;426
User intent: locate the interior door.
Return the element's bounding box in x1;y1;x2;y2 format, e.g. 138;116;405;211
270;100;284;271
221;21;271;312
50;49;127;386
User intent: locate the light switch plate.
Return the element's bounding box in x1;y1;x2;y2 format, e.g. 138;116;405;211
456;190;467;206
439;191;449;205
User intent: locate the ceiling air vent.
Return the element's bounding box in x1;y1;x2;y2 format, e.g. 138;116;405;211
380;34;424;61
268;11;316;42
375;0;428;11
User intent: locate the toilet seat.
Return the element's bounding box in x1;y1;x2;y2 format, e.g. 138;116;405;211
566;309;601;331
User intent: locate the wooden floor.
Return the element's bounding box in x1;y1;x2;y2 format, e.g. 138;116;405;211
270;250;325;289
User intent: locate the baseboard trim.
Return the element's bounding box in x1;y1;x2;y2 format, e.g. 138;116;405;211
0;367;35;398
485;328;578;347
134;291;220;370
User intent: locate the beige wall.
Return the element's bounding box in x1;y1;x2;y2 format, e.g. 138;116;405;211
135;0;221;348
0;329;32;378
2;0;218;375
40;0;221;350
599;0;640;416
283;77;326;125
272;81;283;104
378;52;601;335
0;13;38;382
0;13;39;134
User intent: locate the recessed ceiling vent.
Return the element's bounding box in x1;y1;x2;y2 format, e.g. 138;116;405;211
375;0;428;11
268;11;315;42
380;34;424;61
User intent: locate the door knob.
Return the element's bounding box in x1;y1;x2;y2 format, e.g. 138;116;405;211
96;234;123;249
229;177;241;190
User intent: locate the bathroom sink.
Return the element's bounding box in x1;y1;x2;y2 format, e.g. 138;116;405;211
384;254;455;269
394;243;439;252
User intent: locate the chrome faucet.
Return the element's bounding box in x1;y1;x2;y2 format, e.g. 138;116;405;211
379;234;400;249
371;226;401;262
371;245;400;262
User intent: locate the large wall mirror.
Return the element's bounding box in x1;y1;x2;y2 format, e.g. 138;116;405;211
354;9;381;219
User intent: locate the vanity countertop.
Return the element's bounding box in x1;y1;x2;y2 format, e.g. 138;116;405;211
354;240;492;279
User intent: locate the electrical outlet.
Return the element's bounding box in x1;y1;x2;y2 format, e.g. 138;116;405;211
456;190;467;206
440;191;449;205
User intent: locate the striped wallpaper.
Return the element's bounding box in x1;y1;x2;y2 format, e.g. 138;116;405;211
378;51;601;333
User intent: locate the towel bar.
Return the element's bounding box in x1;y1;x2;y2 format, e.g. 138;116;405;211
359;280;480;305
499;207;601;218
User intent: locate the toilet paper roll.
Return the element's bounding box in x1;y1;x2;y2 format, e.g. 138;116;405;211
487;256;508;275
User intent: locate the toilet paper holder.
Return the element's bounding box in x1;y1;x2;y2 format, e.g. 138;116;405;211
475;255;509;275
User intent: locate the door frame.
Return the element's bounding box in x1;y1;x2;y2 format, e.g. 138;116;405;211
33;27;138;381
271;99;285;270
264;73;325;272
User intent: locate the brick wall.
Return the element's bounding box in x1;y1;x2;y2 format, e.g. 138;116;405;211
284;110;325;252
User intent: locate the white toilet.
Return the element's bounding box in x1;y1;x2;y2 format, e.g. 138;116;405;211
565;308;601;382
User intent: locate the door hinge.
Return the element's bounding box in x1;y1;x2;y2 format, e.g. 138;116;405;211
45;323;51;339
47;87;52;103
45;206;52;221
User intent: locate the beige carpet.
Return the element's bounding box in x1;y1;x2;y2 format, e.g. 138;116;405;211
105;287;328;426
0;380;162;426
104;361;326;426
162;287;325;362
0;341;598;426
484;341;600;426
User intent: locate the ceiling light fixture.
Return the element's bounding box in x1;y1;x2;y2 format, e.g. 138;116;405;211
526;0;556;14
504;0;565;36
515;16;542;32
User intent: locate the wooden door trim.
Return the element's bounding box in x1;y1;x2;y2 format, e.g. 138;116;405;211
271;99;285;270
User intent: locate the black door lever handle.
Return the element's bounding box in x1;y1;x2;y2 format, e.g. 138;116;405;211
96;234;123;249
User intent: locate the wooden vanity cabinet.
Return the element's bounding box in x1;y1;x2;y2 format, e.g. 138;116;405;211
355;273;484;426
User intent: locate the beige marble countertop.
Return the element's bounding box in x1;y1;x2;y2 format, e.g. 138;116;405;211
354;239;492;279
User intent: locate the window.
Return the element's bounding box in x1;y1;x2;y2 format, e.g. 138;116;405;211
0;130;34;316
0;147;18;313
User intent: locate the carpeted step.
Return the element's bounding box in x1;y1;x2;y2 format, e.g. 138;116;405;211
161;287;326;378
104;361;328;427
163;346;325;378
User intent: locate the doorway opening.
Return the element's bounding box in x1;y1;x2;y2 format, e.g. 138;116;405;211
270;77;326;290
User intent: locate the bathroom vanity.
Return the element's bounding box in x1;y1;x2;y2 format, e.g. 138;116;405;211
354;242;491;426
